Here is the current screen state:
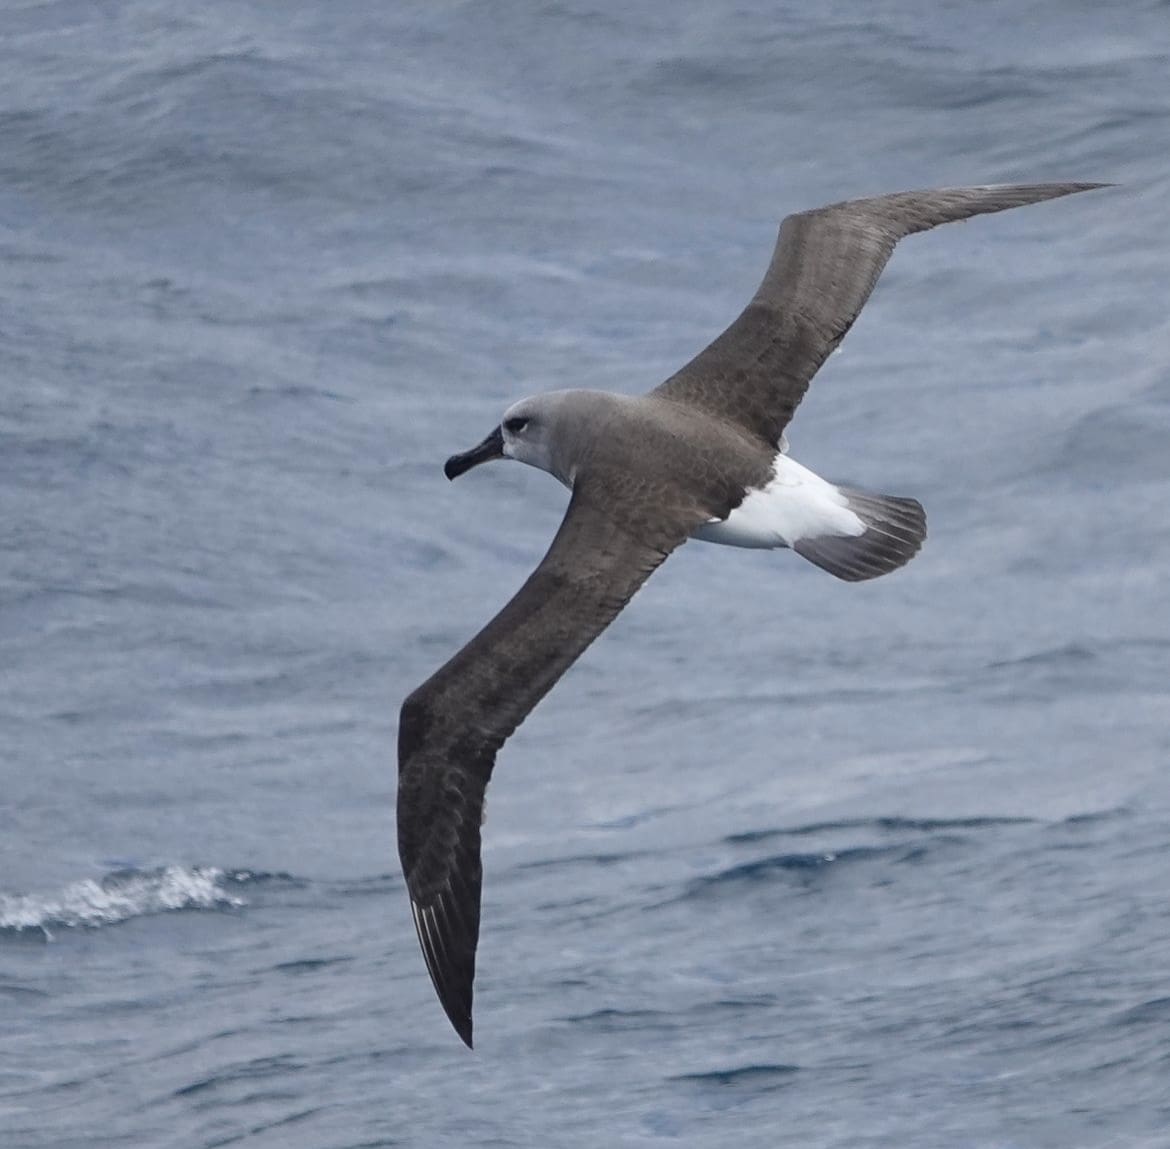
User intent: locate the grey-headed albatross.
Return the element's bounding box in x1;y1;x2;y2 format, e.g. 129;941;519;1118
397;183;1106;1046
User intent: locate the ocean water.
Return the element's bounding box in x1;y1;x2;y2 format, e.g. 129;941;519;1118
2;2;1169;1146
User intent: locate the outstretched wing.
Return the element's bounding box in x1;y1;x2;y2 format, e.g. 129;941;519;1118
397;484;696;1047
653;183;1107;446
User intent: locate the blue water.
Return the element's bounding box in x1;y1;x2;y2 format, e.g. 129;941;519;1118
2;2;1169;1146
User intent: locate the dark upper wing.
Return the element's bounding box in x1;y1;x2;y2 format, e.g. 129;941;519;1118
396;483;696;1048
653;183;1107;446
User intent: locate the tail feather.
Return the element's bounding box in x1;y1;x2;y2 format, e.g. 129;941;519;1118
793;488;926;582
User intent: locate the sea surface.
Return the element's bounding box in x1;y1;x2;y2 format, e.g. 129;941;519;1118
2;2;1169;1146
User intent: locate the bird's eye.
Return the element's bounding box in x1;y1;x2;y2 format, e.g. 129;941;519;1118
504;416;529;434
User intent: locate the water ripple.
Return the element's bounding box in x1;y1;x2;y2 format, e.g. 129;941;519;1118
0;866;296;935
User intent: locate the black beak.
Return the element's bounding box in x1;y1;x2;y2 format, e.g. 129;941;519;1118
444;425;504;481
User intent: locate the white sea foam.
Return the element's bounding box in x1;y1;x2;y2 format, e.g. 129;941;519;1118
0;866;245;934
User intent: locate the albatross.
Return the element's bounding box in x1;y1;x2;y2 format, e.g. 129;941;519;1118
397;182;1105;1046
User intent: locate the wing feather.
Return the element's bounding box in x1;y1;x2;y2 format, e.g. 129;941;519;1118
653;183;1108;445
396;485;694;1047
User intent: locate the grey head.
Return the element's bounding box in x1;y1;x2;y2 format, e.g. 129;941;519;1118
443;390;620;488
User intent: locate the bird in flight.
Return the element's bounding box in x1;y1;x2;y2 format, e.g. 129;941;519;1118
396;183;1105;1047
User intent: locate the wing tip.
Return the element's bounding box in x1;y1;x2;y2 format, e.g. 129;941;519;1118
411;896;478;1049
984;180;1113;191
933;180;1115;214
991;180;1115;200
804;180;1114;228
441;985;475;1049
454;1013;474;1050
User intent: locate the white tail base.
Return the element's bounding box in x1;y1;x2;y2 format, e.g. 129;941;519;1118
691;455;865;549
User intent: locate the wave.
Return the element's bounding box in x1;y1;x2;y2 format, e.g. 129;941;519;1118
724;814;1035;847
669;1063;800;1090
683;842;930;898
0;865;269;935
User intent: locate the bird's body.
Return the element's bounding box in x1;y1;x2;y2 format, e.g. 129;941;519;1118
396;182;1106;1047
471;386;926;572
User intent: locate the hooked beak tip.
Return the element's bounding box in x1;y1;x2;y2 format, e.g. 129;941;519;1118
444;425;504;481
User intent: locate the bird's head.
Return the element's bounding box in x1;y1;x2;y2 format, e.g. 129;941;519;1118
444;393;577;486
